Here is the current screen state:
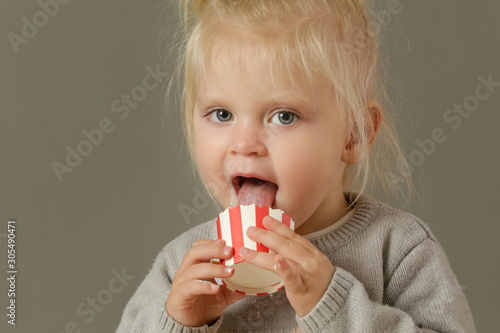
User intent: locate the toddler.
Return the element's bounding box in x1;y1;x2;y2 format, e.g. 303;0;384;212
117;0;476;331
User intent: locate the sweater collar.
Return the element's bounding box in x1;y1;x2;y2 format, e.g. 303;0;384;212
305;192;376;254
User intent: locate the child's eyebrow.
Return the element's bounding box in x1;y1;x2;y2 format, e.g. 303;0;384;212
195;96;228;109
261;93;316;113
195;95;314;114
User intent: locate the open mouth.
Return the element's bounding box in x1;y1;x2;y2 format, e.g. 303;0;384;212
232;176;278;208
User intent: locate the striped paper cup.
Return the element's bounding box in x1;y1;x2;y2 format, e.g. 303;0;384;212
215;204;295;295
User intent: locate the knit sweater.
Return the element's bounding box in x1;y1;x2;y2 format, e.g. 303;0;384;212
116;193;476;332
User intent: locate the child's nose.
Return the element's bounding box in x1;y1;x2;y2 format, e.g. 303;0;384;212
230;125;268;157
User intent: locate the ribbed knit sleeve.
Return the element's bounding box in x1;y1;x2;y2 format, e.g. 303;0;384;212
116;221;222;333
297;234;476;332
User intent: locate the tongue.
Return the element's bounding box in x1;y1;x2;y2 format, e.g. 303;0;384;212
237;178;278;207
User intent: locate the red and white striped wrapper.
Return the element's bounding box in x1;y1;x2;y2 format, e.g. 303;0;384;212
215;204;295;295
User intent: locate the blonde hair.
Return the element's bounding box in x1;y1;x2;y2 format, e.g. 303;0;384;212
170;0;412;204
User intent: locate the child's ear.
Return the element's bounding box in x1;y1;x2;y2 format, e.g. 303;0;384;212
341;100;383;164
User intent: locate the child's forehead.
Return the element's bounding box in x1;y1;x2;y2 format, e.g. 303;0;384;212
199;58;320;105
201;28;280;75
198;37;326;100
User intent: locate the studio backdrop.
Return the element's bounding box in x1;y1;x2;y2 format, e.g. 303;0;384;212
1;0;499;332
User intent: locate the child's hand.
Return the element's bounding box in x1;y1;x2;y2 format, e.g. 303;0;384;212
240;216;335;317
166;239;246;327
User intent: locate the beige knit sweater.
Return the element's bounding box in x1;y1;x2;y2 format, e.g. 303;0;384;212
117;193;476;332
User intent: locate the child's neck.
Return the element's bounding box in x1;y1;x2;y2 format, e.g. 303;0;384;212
295;192;351;236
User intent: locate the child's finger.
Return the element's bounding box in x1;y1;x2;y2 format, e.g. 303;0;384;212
262;216;297;238
177;279;222;298
274;254;303;293
262;216;319;252
239;246;276;271
192;238;224;247
176;263;234;285
179;240;233;271
246;226;314;268
239;248;305;293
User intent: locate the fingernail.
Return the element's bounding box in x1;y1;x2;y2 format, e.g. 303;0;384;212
223;246;232;256
211;283;219;290
224;266;234;274
246;226;256;235
240;247;250;257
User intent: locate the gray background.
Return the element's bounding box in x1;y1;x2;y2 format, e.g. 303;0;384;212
1;0;499;332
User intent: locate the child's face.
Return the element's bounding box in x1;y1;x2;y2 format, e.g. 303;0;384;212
193;56;350;233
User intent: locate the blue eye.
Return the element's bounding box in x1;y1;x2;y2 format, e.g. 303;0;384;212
209;109;233;123
270;111;297;125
